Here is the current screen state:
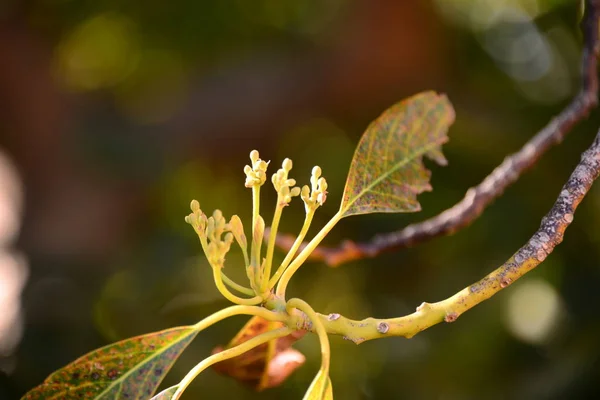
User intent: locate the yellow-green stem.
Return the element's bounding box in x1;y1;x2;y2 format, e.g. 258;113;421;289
240;242;250;269
213;267;263;305
276;211;343;297
250;186;261;266
191;304;284;332
174;327;291;399
195;235;253;297
249;186;264;290
261;199;284;293
287;298;330;398
309;253;566;344
221;273;255;296
197;235;210;259
268;210;315;288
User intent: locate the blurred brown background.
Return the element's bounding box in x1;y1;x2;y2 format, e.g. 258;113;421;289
1;0;600;399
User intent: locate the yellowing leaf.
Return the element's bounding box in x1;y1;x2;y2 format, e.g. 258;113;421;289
339;91;455;217
22;326;197;400
303;371;333;400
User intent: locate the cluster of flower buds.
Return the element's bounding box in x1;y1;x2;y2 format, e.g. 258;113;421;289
301;166;328;212
186;151;329;275
272;158;301;206
184;200;207;238
205;209;234;267
244;150;269;188
184;200;234;268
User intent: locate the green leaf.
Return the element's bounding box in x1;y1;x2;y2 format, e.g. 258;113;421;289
323;377;333;399
149;385;179;400
303;371;333;400
22;326;197;400
339;91;455;217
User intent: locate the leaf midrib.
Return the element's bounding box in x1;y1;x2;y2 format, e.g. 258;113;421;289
47;328;196;400
341;140;443;215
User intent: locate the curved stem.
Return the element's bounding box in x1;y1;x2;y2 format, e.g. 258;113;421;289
276;211;342;297
287;298;330;398
220;272;255;296
191;304;285;332
174;327;292;398
287;299;330;371
213;267;263;305
196;236;255;298
269;210;315;288
239;241;250;269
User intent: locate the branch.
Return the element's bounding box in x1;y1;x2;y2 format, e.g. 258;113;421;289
275;0;600;267
303;120;600;344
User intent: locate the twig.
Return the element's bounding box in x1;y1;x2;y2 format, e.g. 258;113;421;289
310;121;600;343
276;0;600;267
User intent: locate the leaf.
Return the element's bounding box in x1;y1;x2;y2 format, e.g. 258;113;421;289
212;316;306;390
324;377;333;400
22;326;197;400
149;385;179;400
303;371;333;400
339;91;455;217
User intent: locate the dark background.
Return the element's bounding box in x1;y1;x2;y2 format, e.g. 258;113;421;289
1;0;600;399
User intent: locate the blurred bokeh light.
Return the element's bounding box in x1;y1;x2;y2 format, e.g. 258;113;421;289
0;152;23;247
0;251;27;363
0;151;27;377
505;278;564;344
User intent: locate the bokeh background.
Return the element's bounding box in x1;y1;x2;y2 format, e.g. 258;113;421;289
1;0;600;399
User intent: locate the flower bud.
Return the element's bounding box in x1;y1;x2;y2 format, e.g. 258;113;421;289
312;166;321;178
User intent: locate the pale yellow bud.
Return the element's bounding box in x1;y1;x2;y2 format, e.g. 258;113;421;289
318;177;328;191
282;158;293;171
312;166;322;178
